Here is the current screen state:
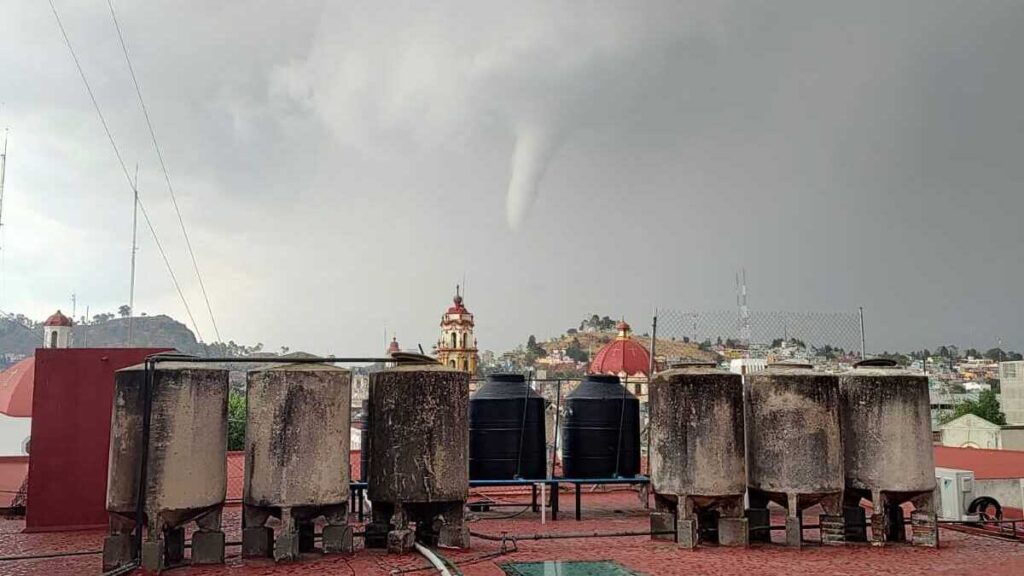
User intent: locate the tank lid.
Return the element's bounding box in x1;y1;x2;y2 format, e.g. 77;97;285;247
487;373;526;383
390;352;441;366
668;361;718;369
584;374;621;384
766;360;814;370
854;358;898;368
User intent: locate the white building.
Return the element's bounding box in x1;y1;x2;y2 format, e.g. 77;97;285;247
1000;361;1024;424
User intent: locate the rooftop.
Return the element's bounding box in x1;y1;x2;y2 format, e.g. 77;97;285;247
2;490;1023;575
934;445;1024;479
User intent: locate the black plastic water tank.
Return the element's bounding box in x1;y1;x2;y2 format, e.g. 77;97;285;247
561;374;640;479
469;373;547;480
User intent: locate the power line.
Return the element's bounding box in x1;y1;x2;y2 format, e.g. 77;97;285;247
106;0;221;343
46;0;203;342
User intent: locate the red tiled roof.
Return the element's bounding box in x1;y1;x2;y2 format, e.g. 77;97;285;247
589;322;651;377
0;357;35;417
44;310;72;327
934;445;1024;479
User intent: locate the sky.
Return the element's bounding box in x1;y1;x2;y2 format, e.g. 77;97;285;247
0;1;1022;356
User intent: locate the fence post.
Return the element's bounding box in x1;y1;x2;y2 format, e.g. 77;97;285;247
859;306;866;359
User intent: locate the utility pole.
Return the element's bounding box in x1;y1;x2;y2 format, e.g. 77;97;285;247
0;129;8;305
128;164;139;347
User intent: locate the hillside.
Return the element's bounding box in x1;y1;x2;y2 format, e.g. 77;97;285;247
544;330;715;363
73;315;204;354
1;314;207;360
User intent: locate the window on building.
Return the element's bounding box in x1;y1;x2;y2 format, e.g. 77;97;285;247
451;333;457;348
49;331;57;348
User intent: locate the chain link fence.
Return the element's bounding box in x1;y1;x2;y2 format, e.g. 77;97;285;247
653;309;865;362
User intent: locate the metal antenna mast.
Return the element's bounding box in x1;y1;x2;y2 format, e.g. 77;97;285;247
128;164;139;346
737;268;751;345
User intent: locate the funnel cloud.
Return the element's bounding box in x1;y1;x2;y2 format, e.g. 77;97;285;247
506;125;559;230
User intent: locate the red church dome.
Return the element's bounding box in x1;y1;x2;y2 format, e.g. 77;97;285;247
44;310;72;327
387;336;401;355
588;320;651;378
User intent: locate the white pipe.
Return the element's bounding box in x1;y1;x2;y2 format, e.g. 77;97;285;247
539;482;546;524
413;542;452;576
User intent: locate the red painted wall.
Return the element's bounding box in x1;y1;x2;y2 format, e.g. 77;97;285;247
25;348;170;531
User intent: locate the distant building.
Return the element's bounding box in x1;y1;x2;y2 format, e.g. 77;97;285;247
729;358;767;376
1000;361;1024;424
589;320;651;380
435;287;479;374
42;310;72;349
939;413;1024;451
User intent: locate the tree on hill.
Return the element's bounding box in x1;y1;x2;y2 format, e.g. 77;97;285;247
525;335;547;364
118;305;131;318
944;389;1007;426
565;338;588;363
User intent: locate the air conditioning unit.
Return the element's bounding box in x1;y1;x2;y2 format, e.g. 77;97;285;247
935;467;980;522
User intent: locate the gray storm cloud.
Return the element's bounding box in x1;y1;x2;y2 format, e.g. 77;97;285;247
281;1;720;229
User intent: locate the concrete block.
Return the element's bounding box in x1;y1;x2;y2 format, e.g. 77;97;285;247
746;508;771;543
387;528;415;554
438;525;470;549
142;539;166;573
323;524;354;554
785;516;803;548
650;511;676;542
678;516;698;549
274;530;300;563
191;530;225;565
242;526;273;558
843;506;867;542
819;514;846;546
911;511;938;548
718;517;748;547
102;533;133;571
870;513;886;545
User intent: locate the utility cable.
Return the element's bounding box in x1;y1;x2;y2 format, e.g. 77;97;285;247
46;0;203;342
106;0;220;342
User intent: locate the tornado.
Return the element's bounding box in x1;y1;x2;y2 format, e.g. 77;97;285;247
506;125;559;230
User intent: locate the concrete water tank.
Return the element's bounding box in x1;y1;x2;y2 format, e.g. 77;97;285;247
242;364;353;561
839;359;937;546
649;363;747;548
745;362;845;547
365;357;470;553
103;362;229;572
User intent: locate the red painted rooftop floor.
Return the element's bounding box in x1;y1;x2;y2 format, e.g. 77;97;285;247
3;489;1024;575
